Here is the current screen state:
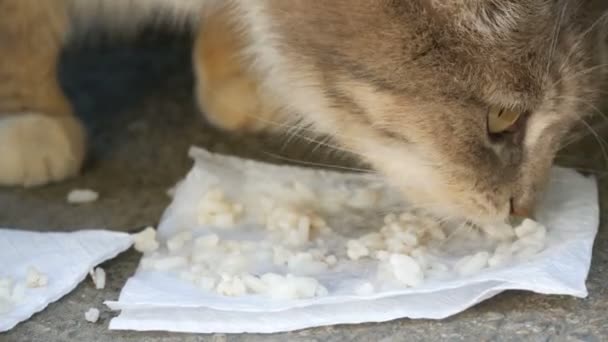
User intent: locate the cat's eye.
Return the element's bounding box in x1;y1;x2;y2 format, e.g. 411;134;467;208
487;106;523;135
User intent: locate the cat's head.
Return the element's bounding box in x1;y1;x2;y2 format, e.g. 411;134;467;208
237;0;607;224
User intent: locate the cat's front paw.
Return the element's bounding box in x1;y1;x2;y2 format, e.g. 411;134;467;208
0;112;86;187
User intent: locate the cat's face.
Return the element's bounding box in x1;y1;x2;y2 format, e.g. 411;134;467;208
236;0;607;224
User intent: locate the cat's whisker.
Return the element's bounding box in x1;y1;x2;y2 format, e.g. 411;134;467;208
558;120;608;150
551;9;608;92
577;9;608;39
552;95;608;155
554;94;608;123
441;220;474;247
192;92;364;146
555;150;608;176
550;63;608;90
375;200;446;218
278;130;366;159
245;112;373;147
245;114;307;133
273;123;376;161
560;10;608;71
402;203;465;227
576;118;608;170
280;119;314;153
564;132;596;148
559;132;585;150
197;85;312;138
261;150;374;173
310;135;332;154
200;104;356;157
200;94;382;148
199;101;364;161
545;1;570;80
301;132;358;160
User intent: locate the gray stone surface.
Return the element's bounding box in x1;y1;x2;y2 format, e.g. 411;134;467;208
1;35;608;342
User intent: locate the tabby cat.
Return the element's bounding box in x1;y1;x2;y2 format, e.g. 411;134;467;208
0;0;606;225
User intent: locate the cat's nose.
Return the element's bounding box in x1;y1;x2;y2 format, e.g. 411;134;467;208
509;198;534;219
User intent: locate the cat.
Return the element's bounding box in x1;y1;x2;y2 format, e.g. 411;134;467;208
0;0;606;226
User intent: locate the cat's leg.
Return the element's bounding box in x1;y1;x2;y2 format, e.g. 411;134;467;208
0;0;85;187
193;5;283;133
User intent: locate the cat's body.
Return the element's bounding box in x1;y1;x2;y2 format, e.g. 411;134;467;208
1;0;606;225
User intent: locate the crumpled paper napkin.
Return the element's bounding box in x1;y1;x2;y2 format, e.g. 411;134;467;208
0;229;133;332
107;147;599;334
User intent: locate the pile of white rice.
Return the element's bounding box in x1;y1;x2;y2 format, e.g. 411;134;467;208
133;184;547;300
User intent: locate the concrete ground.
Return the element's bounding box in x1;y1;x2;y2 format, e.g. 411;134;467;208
2;34;608;342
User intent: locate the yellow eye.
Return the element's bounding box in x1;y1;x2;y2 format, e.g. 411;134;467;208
487;107;522;134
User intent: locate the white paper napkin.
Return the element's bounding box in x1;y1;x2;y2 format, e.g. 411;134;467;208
108;147;599;333
0;229;133;332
